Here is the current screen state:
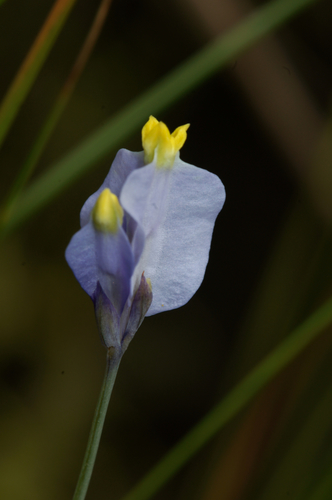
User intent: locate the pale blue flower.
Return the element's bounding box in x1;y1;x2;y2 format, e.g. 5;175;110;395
65;116;225;350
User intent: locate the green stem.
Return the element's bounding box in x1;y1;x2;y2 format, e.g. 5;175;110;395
72;346;122;500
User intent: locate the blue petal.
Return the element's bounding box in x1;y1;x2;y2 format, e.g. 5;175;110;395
121;157;225;315
130;221;145;265
80;149;144;227
65;220;135;314
95;227;135;313
120;163;171;237
106;149;145;197
65;223;99;297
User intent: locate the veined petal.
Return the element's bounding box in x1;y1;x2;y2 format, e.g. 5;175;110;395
80;149;145;227
123;157;225;315
130;221;145;265
120;162;172;237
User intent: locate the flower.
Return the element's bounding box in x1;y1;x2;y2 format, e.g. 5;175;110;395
65;116;225;351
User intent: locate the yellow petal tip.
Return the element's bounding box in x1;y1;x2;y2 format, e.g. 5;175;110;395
142;116;190;168
92;188;123;233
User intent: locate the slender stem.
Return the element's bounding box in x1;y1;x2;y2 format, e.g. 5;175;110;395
72;346;122;500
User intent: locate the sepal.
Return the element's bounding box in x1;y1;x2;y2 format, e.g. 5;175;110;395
121;273;153;352
94;282;120;348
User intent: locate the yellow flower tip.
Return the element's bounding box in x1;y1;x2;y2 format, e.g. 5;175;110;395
142;116;190;168
171;123;190;150
92;188;123;233
141;115;159;143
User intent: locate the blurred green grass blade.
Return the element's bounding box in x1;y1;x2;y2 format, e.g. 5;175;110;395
0;0;78;149
120;295;332;500
0;0;8;6
1;0;113;223
307;467;332;500
256;374;332;500
1;0;319;236
229;199;326;381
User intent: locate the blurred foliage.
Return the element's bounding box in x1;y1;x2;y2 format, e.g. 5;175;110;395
0;0;332;499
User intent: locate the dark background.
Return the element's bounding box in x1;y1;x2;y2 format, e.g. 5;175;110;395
0;0;331;499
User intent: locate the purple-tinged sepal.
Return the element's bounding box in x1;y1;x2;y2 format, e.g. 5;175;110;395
121;273;153;352
94;282;120;348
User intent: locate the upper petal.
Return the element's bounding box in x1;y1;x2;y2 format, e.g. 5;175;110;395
121;157;225;315
80;149;145;227
120;162;171;237
65;223;99;298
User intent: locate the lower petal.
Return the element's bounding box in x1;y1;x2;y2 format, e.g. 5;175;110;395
136;159;225;315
